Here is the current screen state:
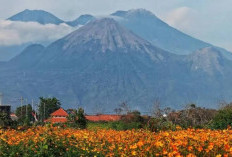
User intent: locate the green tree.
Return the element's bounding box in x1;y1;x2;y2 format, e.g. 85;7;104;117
68;108;87;129
77;108;87;129
15;104;33;125
0;112;12;128
38;97;61;122
211;105;232;129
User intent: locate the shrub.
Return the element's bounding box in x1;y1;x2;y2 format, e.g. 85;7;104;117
110;121;142;130
145;118;176;132
167;106;217;129
67;108;87;129
0;112;13;128
211;105;232;129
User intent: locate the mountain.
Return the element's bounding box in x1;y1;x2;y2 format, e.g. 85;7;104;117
66;14;95;27
1;17;232;112
111;9;232;59
0;44;29;61
6;44;45;69
0;18;179;111
8;9;64;25
4;8;232;62
180;47;232;105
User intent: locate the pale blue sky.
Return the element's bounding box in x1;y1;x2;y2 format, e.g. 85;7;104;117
0;0;231;51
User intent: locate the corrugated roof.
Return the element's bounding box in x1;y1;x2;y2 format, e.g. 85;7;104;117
86;115;122;122
44;117;67;123
50;108;68;117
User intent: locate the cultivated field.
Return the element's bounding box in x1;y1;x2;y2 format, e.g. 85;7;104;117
0;126;232;156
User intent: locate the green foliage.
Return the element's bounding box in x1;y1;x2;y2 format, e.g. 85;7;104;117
167;105;217;129
87;122;113;130
211;106;232;129
67;108;87;129
15;104;33;125
38;97;61;121
110;121;142;130
0;112;12;128
76;108;87;129
145;118;176;132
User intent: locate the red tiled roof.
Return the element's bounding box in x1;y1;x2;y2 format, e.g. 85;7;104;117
50;108;68;117
10;113;17;117
86;115;122;122
44;117;67;123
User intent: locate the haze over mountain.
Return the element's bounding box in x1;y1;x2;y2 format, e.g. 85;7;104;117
1;17;232;112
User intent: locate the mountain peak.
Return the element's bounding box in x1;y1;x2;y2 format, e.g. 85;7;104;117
66;14;95;27
8;9;64;25
62;18;153;53
112;8;157;18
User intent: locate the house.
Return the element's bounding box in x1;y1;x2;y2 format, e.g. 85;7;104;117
44;108;68;123
45;108;122;123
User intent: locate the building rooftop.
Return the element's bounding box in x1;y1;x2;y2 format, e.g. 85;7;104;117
50;108;68;117
86;114;122;122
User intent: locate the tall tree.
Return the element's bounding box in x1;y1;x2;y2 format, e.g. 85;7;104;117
15;104;33;125
76;108;87;129
38;97;61;121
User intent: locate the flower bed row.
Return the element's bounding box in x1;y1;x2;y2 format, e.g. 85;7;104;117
0;126;232;156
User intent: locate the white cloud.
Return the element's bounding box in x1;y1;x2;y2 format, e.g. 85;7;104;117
0;20;77;46
162;6;232;52
163;7;198;31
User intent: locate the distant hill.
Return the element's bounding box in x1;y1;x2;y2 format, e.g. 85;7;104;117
0;44;29;61
6;44;45;69
66;14;95;27
8;9;64;25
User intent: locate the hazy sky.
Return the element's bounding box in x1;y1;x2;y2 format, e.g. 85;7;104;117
0;0;232;51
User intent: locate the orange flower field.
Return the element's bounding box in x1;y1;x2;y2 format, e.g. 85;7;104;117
0;126;232;156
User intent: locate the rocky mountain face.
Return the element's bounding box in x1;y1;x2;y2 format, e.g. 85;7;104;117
1;17;232;112
8;9;64;25
187;47;226;74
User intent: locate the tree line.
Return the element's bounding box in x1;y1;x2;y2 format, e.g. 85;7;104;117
1;97;232;130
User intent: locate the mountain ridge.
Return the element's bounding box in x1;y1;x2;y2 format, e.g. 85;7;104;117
8;9;64;25
4;8;232;60
66;14;95;27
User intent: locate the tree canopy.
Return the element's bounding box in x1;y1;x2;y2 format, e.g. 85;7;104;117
38;97;61;121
